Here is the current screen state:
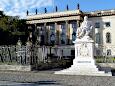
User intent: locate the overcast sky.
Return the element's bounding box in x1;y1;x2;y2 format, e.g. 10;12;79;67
0;0;115;19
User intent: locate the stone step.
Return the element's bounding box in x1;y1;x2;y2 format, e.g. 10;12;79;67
55;71;111;76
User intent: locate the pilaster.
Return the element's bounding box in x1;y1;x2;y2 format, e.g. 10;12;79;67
44;23;47;45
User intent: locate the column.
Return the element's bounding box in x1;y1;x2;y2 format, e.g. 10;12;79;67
47;24;50;45
44;23;47;45
34;24;37;33
66;21;70;45
32;24;36;44
36;24;41;45
27;24;33;42
77;20;80;27
55;22;59;45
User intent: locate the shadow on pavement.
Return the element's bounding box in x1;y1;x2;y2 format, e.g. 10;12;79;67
5;80;61;86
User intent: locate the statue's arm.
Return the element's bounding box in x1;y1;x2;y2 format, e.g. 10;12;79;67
76;27;85;38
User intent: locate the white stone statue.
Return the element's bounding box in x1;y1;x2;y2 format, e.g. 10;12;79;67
55;16;112;76
76;16;93;39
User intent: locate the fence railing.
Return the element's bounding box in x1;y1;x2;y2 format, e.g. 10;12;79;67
0;45;72;65
0;45;31;65
0;45;115;66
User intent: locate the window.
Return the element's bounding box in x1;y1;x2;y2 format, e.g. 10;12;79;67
61;24;66;33
72;22;77;28
72;32;76;41
106;32;111;43
105;22;110;27
96;33;101;44
61;33;66;44
107;49;111;56
50;33;55;41
72;22;77;33
95;22;100;28
50;34;55;45
50;24;55;30
61;39;65;44
61;24;65;29
61;24;66;45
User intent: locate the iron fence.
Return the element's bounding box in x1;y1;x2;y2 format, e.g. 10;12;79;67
0;45;115;66
0;45;72;65
0;45;31;65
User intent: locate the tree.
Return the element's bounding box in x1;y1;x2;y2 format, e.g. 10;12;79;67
0;12;28;45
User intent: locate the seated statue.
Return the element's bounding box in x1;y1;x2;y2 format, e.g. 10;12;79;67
76;16;93;39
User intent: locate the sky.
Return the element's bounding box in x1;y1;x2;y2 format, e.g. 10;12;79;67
0;0;115;19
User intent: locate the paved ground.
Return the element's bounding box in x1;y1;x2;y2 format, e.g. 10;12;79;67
0;81;31;86
0;70;115;86
0;81;61;86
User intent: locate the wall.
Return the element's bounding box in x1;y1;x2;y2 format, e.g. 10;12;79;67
89;15;115;56
0;65;31;71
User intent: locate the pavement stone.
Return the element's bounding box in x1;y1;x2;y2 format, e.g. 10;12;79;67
0;70;114;86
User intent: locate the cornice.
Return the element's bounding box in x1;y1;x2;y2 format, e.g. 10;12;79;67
26;9;115;21
88;9;115;17
27;10;83;20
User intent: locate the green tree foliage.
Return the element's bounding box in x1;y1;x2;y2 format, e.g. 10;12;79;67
0;11;28;45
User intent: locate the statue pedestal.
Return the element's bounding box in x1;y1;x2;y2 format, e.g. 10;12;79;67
54;36;112;76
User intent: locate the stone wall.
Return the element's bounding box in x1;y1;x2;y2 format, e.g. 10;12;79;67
0;65;31;71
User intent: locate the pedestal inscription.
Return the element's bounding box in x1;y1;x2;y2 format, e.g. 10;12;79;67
76;43;90;57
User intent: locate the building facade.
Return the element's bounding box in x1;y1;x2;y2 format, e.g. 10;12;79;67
26;8;115;57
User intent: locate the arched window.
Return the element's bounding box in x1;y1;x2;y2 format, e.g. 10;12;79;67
106;32;111;43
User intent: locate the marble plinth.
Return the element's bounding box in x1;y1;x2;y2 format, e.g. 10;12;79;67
54;36;112;76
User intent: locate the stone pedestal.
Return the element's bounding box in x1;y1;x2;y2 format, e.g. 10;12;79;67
54;36;112;76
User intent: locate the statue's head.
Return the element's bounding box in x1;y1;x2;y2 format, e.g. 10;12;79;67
84;16;88;21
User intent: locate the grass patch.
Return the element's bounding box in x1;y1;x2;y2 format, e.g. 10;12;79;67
95;56;115;63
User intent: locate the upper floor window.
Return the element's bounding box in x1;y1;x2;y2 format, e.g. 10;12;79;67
106;32;111;43
95;22;100;28
105;22;110;27
95;33;101;44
